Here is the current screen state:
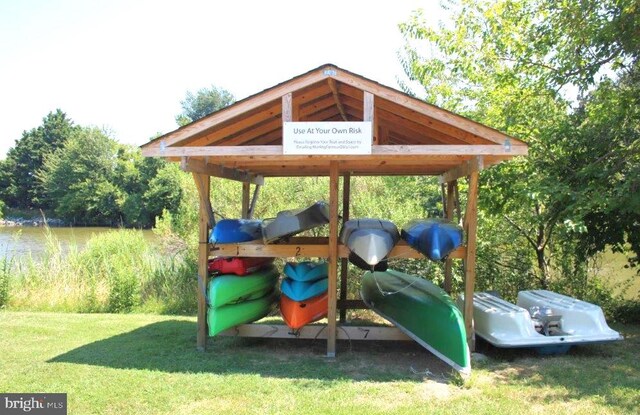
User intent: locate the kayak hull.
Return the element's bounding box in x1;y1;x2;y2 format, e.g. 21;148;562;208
401;219;463;261
361;269;470;374
208;290;277;336
207;266;279;308
208;257;274;275
210;219;262;244
262;201;330;243
283;261;328;282
280;292;328;330
280;277;328;302
340;219;399;268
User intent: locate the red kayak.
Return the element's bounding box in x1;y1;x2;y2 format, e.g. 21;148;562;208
280;292;328;330
208;257;274;276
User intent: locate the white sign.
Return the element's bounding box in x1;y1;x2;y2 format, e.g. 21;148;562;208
283;122;372;155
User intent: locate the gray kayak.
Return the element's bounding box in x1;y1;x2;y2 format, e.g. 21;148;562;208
339;219;399;267
262;201;330;243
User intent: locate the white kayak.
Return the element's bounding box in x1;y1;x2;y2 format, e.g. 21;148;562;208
339;219;399;268
460;290;622;351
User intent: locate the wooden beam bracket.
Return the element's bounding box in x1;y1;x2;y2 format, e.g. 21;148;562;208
438;156;484;184
182;157;264;185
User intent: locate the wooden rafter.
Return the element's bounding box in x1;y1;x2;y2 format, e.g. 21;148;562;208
327;78;349;121
439;156;484;184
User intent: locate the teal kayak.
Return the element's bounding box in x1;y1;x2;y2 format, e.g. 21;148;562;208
208;290;277;336
361;269;470;374
208;266;279;308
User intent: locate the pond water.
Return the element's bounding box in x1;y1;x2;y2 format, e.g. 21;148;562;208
0;226;157;260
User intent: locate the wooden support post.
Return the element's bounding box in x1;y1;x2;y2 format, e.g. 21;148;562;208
192;173;215;229
248;184;261;219
339;173;351;322
463;172;479;351
282;93;293;123
241;183;251;219
444;180;457;294
327;161;339;357
363;91;376;144
194;173;211;351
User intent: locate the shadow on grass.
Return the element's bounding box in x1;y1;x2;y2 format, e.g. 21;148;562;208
473;324;640;413
49;319;456;383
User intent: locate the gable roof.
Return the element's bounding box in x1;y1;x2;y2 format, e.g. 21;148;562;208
141;64;527;180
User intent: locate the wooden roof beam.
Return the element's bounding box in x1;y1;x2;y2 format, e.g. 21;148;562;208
145;144;527;159
181;157;264;185
439;156;483;184
327;78;349;121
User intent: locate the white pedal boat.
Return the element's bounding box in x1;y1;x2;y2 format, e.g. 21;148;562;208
460;290;622;350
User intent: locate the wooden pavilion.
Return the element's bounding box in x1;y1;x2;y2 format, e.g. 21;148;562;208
141;64;527;358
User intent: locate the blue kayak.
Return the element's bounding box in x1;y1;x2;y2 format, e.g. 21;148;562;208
283;261;328;282
401;219;463;261
281;277;328;301
209;219;263;243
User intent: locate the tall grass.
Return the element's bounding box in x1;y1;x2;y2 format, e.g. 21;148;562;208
5;228;196;314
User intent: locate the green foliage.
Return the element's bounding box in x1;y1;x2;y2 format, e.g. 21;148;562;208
399;0;640;294
175;85;235;126
0;110;79;208
5;229;196;314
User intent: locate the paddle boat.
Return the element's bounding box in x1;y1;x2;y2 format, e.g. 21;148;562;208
401;218;463;261
340;219;399;270
361;269;470;375
262;201;330;243
209;218;262;244
461;290;623;353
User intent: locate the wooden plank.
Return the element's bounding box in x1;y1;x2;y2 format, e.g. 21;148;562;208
327;161;339;357
463;171;479;351
210;239;466;259
181;157;264;185
195;173;210;351
439;156;484;184
219;324;411;341
143;144;528;158
211;239;466;259
241;183;251;218
444;180;457;294
282;92;293;122
328;78;348;121
340;173;351;322
363;91;374;122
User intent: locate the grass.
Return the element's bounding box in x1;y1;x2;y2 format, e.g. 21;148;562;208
0;311;638;415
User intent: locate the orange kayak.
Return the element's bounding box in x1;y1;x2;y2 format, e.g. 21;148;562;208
280;292;328;330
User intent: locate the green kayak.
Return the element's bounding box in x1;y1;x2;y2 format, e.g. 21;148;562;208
208;266;279;308
208;290;278;336
361;269;470;374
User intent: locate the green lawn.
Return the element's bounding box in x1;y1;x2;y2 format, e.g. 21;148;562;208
0;312;638;414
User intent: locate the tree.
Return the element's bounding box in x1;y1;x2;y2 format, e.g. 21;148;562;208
1;110;78;208
175;85;235;126
399;0;639;292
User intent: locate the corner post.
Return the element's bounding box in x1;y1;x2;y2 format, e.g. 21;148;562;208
327;161;340;357
193;173;211;351
339;173;351;322
241;183;251;218
463;171;479;351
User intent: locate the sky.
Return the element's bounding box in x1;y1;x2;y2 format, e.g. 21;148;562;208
0;0;446;157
